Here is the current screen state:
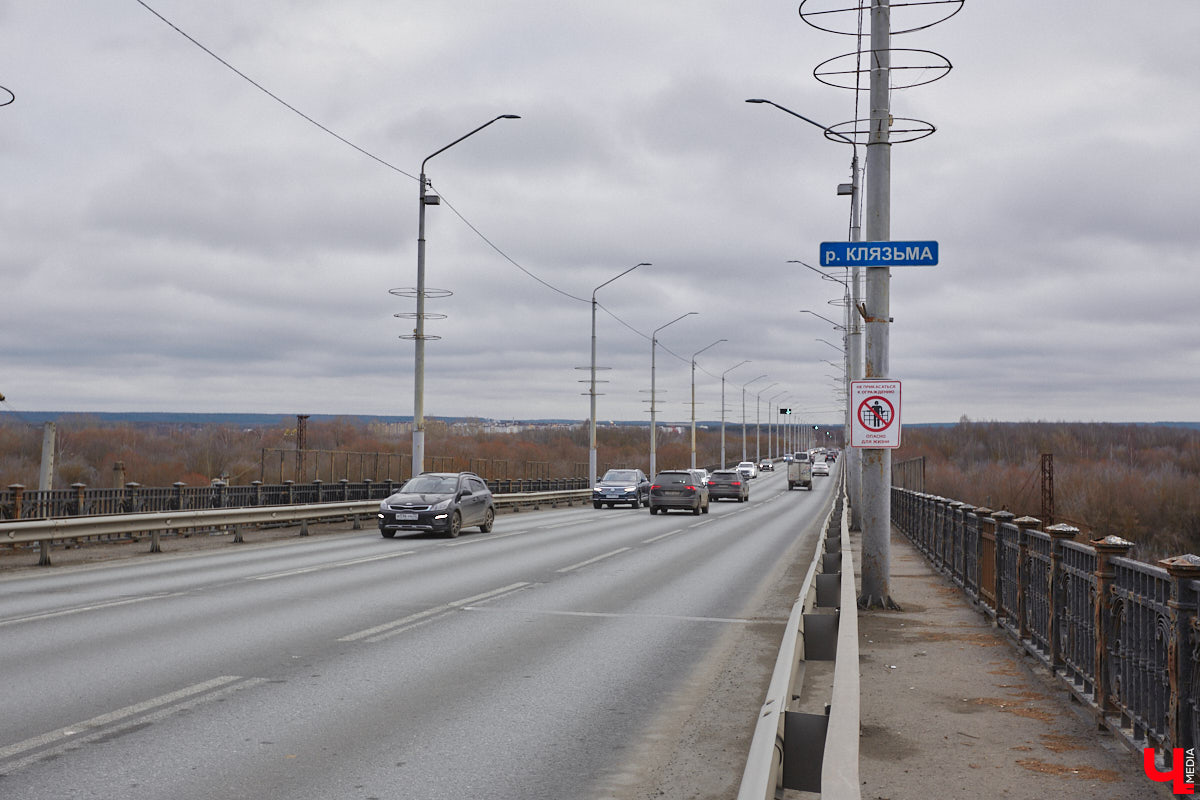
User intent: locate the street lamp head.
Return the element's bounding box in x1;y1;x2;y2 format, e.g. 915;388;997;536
692;338;727;361
499;114;521;119
789;260;850;290
799;308;845;330
745;98;768;104
722;359;751;379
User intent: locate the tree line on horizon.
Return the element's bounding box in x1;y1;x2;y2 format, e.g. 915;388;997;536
0;416;796;490
895;419;1200;563
4;415;1193;564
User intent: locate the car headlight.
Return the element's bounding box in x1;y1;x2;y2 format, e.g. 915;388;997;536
430;498;452;511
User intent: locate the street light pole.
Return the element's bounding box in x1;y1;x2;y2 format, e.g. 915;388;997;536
690;339;726;469
650;312;697;477
767;390;787;459
410;114;519;479
588;263;649;488
746;97;864;530
720;360;750;469
755;383;778;463
740;374;768;463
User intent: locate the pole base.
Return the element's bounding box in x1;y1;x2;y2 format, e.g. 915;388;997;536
857;594;903;611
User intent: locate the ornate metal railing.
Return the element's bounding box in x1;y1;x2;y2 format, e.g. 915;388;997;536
892;487;1200;763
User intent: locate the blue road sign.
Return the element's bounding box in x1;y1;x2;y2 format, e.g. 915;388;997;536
819;241;938;267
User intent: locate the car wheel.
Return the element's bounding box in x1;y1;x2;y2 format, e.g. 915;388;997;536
445;511;462;539
593;501;602;509
381;529;395;538
692;505;701;516
701;500;709;514
479;507;494;533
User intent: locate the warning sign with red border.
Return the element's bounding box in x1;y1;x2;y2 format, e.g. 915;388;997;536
850;380;902;448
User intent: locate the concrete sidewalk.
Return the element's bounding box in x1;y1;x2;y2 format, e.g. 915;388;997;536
854;527;1172;800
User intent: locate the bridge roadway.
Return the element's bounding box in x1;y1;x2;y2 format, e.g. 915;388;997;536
0;467;830;799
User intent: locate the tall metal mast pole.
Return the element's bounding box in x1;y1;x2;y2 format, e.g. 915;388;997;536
860;0;896;608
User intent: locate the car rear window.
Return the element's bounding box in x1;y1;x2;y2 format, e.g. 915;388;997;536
654;473;692;485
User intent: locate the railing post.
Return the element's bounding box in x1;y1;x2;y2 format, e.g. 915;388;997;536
7;484;24;520
211;479;226;508
171;481;185;511
1090;535;1134;716
123;482;142;514
71;482;87;515
1160;554;1200;753
251;480;263;506
1013;516;1041;642
340;478;350;501
1045;523;1080;671
284;480;295;505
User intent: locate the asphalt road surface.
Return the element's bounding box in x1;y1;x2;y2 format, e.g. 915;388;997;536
0;467;838;799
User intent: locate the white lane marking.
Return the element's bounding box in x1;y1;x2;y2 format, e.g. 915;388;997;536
338;582;531;642
555;547;631;573
536;519;594;530
444;530;527;547
0;676;267;771
0;593;183;629
252;550;415;580
642;529;685;544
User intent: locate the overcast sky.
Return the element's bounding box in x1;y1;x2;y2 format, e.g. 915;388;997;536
2;1;1198;426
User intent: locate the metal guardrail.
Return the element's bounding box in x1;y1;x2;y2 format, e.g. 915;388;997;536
892;487;1200;764
738;482;861;800
0;478;590;521
0;490;591;566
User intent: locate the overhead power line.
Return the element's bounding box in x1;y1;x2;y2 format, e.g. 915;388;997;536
134;2;701;360
135;0;415;179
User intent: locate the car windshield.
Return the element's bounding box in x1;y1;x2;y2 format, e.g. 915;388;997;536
401;475;458;494
602;470;639;482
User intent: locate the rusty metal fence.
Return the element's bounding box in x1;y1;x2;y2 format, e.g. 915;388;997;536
892;487;1200;764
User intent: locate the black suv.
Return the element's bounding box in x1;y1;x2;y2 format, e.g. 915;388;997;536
649;470;710;515
592;468;650;509
378;472;495;539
